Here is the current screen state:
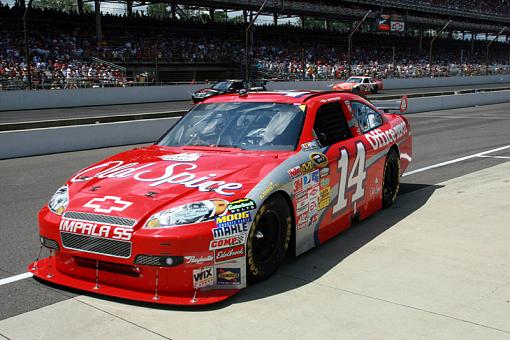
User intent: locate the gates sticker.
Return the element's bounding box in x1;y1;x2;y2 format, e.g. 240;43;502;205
216;268;241;285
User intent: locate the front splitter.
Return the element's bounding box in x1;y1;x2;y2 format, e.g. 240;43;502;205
28;257;239;306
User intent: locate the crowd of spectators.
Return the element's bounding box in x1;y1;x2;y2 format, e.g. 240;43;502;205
1;2;510;89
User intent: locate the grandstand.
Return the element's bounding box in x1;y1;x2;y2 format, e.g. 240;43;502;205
1;0;509;89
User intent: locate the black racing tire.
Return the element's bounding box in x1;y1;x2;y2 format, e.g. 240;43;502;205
352;87;361;94
382;149;401;208
247;194;292;283
371;85;378;94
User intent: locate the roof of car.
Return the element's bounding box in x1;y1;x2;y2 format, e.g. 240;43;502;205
201;90;360;105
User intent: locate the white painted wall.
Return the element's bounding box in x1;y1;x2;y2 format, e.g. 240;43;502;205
2;75;510;111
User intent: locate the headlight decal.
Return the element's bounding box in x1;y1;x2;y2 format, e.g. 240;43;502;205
145;199;228;229
48;185;69;215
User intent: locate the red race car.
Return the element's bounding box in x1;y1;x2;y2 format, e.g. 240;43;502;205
30;91;412;305
332;76;384;94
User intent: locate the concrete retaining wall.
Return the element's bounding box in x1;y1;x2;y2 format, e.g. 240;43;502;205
1;90;510;160
0;117;179;160
406;90;510;114
2;75;510;111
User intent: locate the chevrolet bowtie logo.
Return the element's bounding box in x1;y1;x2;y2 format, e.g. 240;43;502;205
83;196;133;213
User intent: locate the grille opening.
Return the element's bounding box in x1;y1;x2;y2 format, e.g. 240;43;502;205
61;232;131;258
74;257;140;277
63;211;136;227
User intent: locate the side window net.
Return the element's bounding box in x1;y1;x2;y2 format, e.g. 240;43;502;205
313;102;352;146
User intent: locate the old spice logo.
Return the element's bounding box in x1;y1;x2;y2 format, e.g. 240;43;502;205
70;161;242;196
83;196;132;213
184;255;213;265
215;245;245;263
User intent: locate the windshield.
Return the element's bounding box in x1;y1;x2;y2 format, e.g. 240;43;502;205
212;81;232;91
346;77;363;83
158;102;305;151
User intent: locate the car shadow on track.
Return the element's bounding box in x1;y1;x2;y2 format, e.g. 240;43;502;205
34;182;441;311
230;182;442;306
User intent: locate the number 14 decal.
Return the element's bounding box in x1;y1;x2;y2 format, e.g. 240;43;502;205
332;142;367;214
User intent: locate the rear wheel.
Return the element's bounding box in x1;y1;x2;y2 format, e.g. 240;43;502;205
382;150;401;208
247;194;291;282
371;85;378;94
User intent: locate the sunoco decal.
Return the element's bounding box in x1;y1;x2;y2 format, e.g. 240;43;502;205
216;268;241;285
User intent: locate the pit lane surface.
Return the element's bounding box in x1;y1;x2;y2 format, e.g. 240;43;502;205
1;83;509;125
0;103;509;338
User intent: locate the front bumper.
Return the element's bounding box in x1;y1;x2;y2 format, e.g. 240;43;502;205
28;256;237;305
31;208;242;305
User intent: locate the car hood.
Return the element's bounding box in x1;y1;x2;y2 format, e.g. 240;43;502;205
194;88;220;96
334;82;356;89
64;145;292;223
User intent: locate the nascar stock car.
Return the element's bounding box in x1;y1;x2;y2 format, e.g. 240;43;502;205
332;76;384;94
30;90;412;305
191;79;267;103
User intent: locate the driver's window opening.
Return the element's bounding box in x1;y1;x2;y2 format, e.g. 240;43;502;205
313;102;352;146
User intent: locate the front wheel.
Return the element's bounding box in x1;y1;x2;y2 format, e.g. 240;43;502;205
247;194;291;283
382;150;401;208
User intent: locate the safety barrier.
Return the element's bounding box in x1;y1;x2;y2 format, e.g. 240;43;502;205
2;75;510;111
0;117;179;160
1;89;510;160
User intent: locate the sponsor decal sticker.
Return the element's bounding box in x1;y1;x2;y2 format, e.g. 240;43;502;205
159;153;201;162
184;255;214;265
300;161;315;174
293;177;304;194
259;182;283;200
365;121;407;150
212;223;249;238
209;235;246;250
301;140;320;151
320;178;330;187
308;185;320;200
296;196;309;214
215;245;245;263
83;196;132;214
318;196;330;210
192;266;215;288
287;166;303;179
320;167;330;178
71;161;243;196
296;211;309;230
310;153;328;168
216;268;241;285
215;212;251;228
228;198;256;214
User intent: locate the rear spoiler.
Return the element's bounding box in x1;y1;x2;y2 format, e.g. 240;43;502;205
372;95;408;114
